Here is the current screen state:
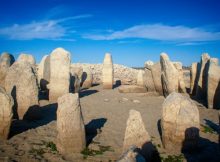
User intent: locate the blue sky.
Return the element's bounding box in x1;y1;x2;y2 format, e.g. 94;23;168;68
0;0;220;67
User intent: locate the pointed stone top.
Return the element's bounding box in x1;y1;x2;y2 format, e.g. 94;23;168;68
103;53;113;64
201;53;210;60
160;52;169;60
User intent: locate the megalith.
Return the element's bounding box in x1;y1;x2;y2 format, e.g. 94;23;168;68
190;62;200;95
70;67;81;93
102;53;114;89
49;48;71;102
207;58;220;109
0;87;13;140
0;52;15;88
17;53;36;66
160;53;179;97
161;92;200;151
137;70;145;87
57;93;86;157
37;55;49;90
150;62;163;95
196;53;210;100
5;62;39;120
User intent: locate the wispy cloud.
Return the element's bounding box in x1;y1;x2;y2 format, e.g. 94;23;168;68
83;24;220;43
0;14;92;41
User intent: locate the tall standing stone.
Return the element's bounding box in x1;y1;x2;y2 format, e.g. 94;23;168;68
81;67;93;89
207;58;220;109
190;62;200;95
37;55;49;90
123;109;151;155
70;67;81;93
43;55;50;87
49;48;71;102
196;53;210;100
173;62;186;93
5;62;39;120
144;68;156;92
160;53;179;97
161;92;200;151
150;62;163;94
0;52;15;88
102;53;114;89
0;87;13;140
57;93;86;157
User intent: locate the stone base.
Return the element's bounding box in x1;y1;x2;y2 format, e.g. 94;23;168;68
118;85;147;93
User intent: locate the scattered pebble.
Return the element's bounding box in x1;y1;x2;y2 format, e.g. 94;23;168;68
104;99;110;102
132;100;140;104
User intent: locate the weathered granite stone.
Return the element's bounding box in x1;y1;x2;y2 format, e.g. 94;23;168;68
57;93;86;157
81;67;93;89
102;53;114;89
150;62;163;95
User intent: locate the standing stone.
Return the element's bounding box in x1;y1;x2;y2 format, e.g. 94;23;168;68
17;53;36;66
81;67;93;89
49;48;71;103
70;67;81;93
173;62;186;93
37;55;49;90
196;53;210;100
57;93;86;157
43;55;50;87
137;70;145;87
161;92;200;151
0;52;15;88
190;62;200;95
123;109;151;154
102;53;114;89
144;69;156;92
160;53;179;97
207;58;220;109
5;62;39;120
150;62;163;95
0;87;13;140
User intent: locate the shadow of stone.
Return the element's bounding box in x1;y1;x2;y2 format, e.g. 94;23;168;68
9;103;57;138
81;71;87;86
182;127;220;162
157;119;162;142
213;81;220;109
141;141;161;162
11;86;19;119
113;80;121;89
204;119;220;134
85;118;107;146
79;89;98;98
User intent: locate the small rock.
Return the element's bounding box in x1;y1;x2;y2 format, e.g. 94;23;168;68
132;100;140;104
104;99;110;102
122;98;129;102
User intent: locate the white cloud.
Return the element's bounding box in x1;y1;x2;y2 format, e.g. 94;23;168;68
83;24;220;42
0;14;92;40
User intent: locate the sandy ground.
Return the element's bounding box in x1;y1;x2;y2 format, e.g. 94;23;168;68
0;83;220;162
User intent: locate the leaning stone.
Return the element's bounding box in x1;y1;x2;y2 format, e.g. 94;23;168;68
119;85;147;93
0;52;15;88
49;48;71;102
57;93;86;157
102;53;114;89
117;145;146;162
207;58;220;109
81;67;93;89
160;53;179;97
150;62;163;95
5;62;39;120
0;87;13;140
161;92;200;151
196;53;210;100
